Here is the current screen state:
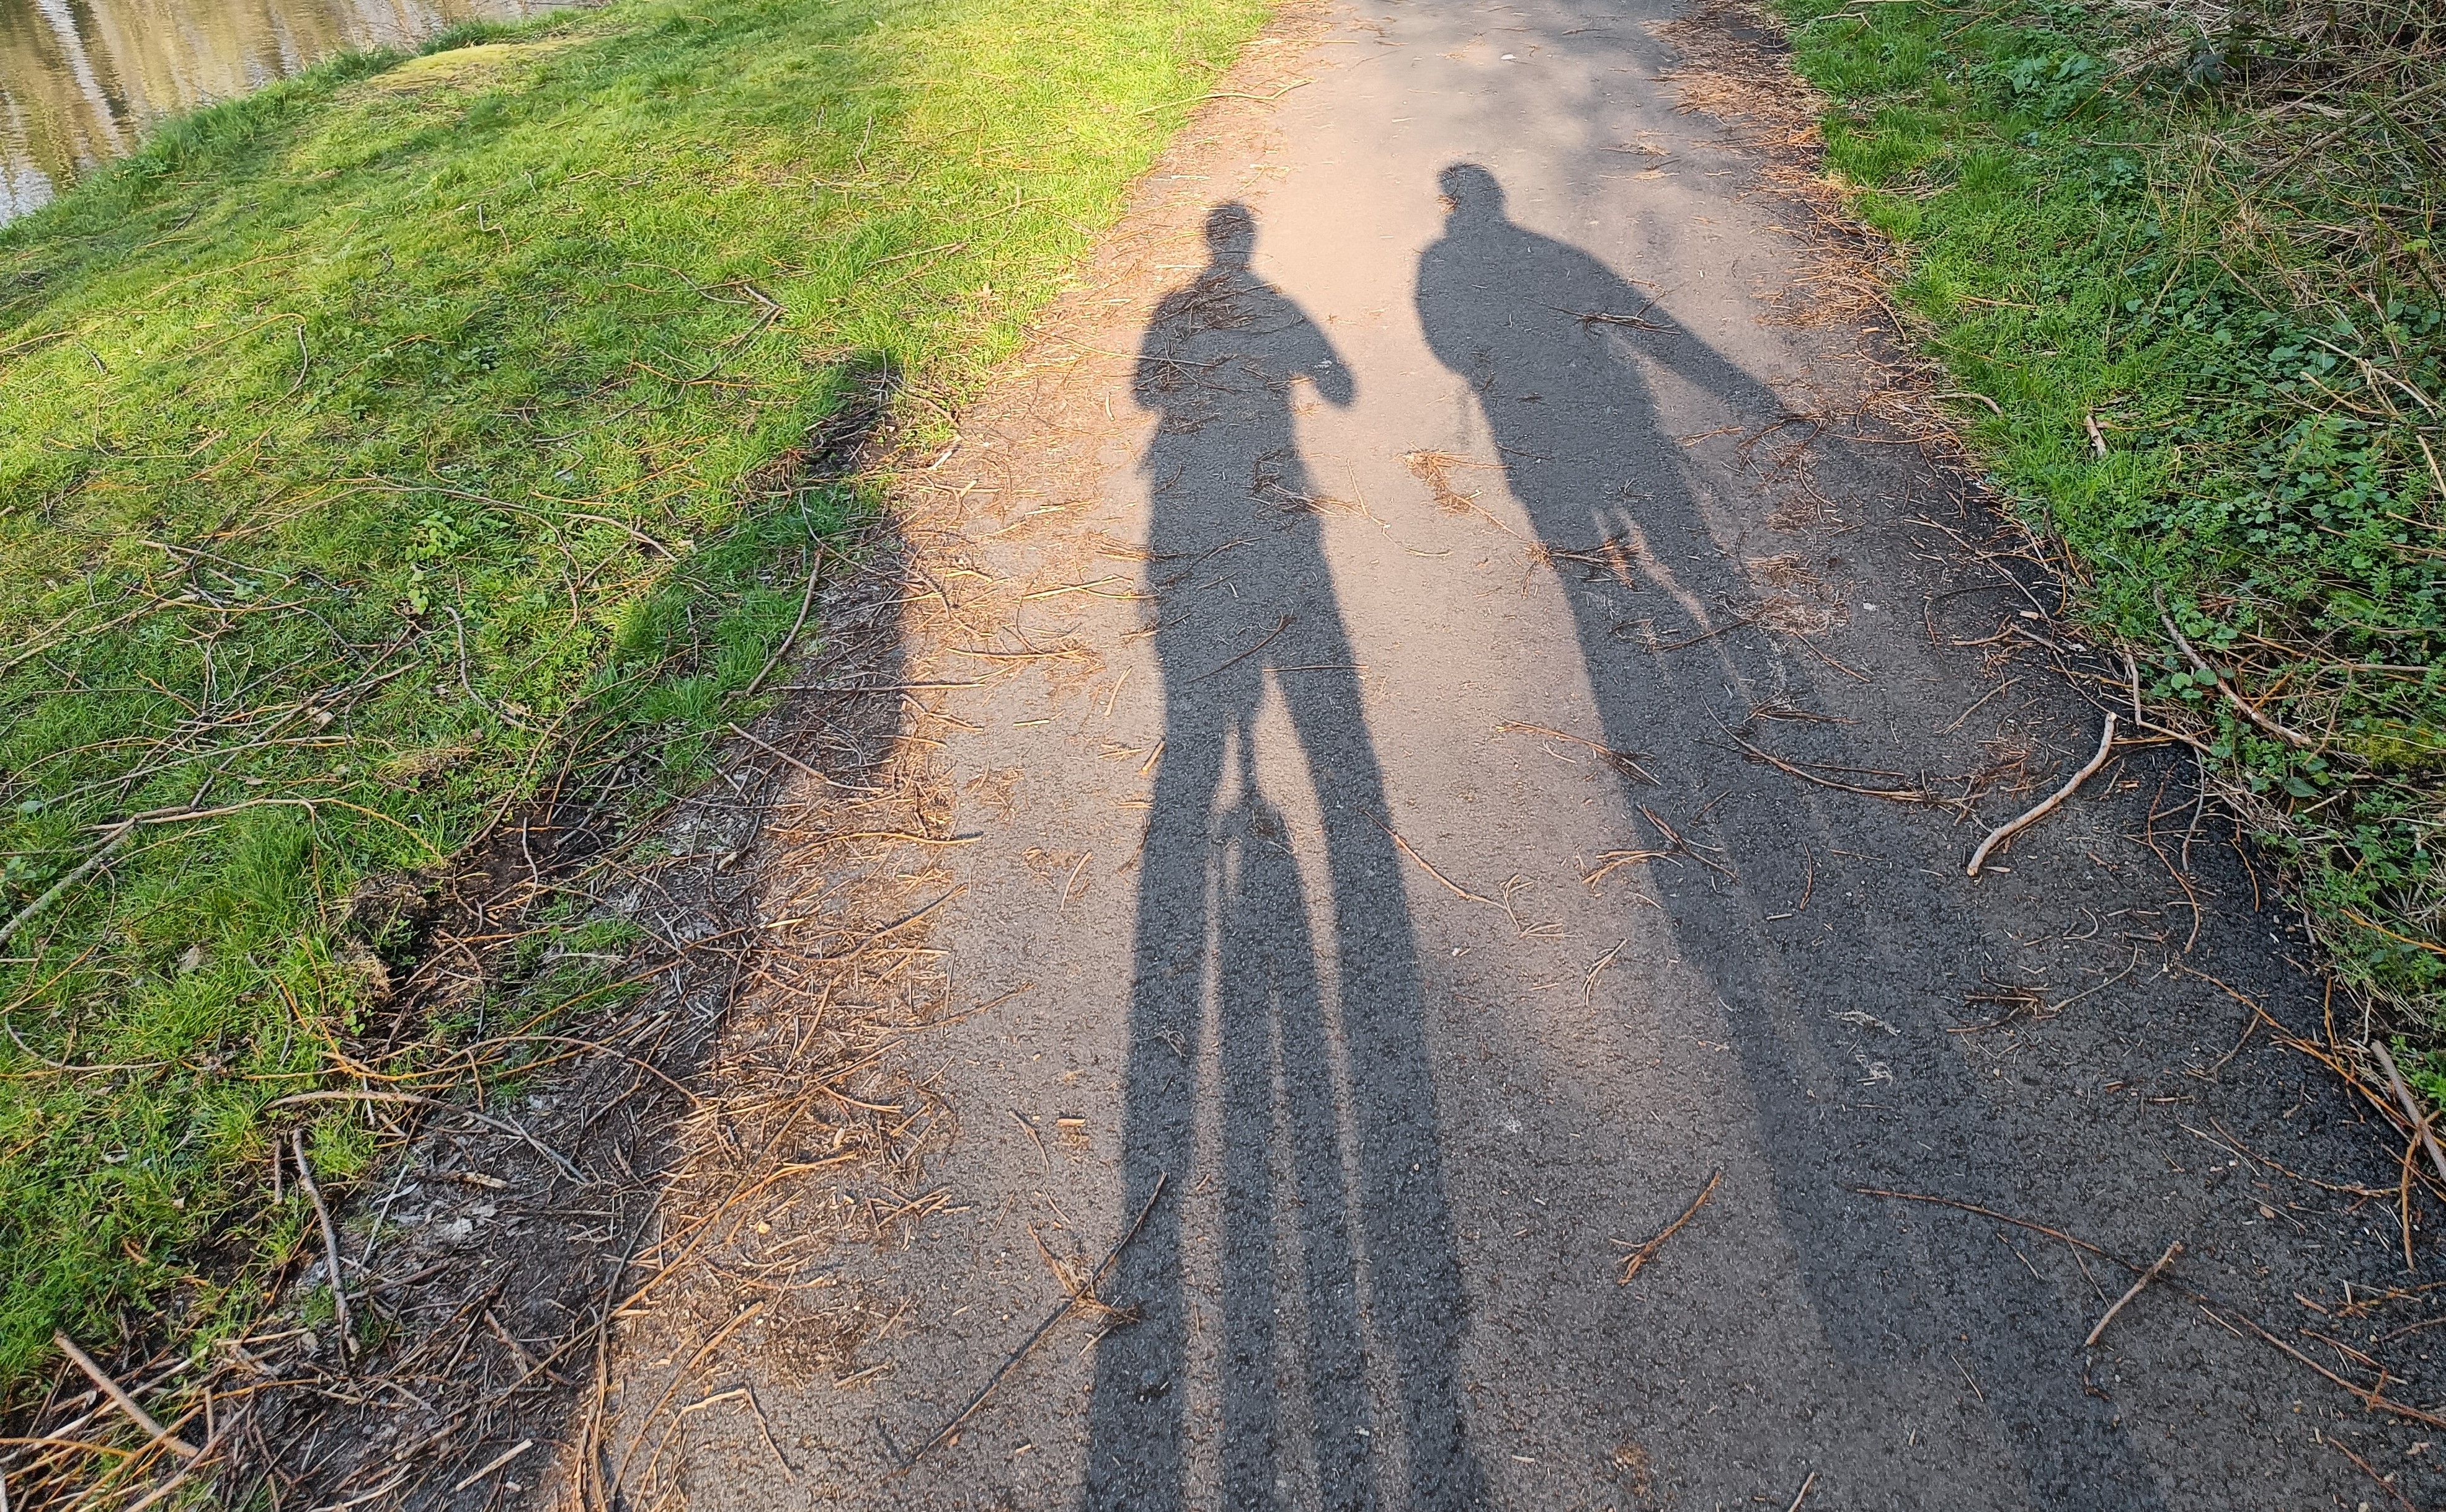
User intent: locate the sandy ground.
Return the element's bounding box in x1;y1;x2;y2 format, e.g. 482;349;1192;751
572;1;2446;1507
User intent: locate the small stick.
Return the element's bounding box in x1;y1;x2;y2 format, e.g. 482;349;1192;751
0;824;131;950
1967;713;2116;876
119;1426;226;1512
1366;811;1495;905
901;1173;1167;1470
451;1438;535;1493
2083;1239;2182;1348
1493;721;1657;783
2331;1434;2423;1512
2367;1041;2446;1194
1011;1110;1050;1170
1719;723;1933;806
744;546;824;697
2155;588;2312;749
1187;613;1292;684
292;1132;352;1366
727;723;832;786
1619;1170;1722;1284
50;1334;197;1459
1787;1470;1819;1511
269;1089;584;1184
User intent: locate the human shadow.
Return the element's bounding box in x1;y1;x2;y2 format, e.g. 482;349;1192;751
1083;204;1484;1511
1413;162;2166;1506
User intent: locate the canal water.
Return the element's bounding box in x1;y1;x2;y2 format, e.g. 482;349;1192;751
1;0;570;226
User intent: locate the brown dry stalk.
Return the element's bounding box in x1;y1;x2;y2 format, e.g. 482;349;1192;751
1965;713;2117;876
2083;1240;2183;1349
1617;1170;1723;1284
1494;721;1657;783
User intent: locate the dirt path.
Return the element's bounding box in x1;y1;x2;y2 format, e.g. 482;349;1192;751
595;1;2436;1505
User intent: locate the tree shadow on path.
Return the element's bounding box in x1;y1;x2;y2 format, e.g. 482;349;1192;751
1083;204;1485;1512
1414;161;2167;1507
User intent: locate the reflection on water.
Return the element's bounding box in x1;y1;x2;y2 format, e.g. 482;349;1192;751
0;0;567;225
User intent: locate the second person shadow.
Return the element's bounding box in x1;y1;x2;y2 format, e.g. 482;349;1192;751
1412;161;2166;1507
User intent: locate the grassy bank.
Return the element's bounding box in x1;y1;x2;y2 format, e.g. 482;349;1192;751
1772;0;2444;1051
0;0;1265;1399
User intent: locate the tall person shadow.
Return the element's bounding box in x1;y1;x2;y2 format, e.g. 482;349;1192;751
1412;162;2168;1506
1083;204;1486;1511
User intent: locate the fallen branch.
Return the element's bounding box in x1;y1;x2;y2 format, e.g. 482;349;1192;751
2083;1239;2182;1348
1617;1170;1722;1284
51;1333;197;1459
2366;1041;2446;1194
1966;713;2116;876
293;1132;352;1367
2154;588;2313;750
899;1172;1168;1470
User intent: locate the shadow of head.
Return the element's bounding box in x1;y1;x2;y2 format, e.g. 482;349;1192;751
1436;161;1505;221
1205;200;1256;268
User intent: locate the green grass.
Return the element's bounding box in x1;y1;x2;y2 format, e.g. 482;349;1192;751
1771;0;2444;1052
0;0;1266;1398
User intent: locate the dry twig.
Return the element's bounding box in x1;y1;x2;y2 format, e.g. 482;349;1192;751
1495;721;1657;783
2155;589;2313;750
2367;1041;2446;1194
292;1132;352;1367
2083;1240;2182;1348
1617;1170;1723;1284
745;546;825;697
1965;714;2115;876
899;1173;1168;1470
48;1335;197;1460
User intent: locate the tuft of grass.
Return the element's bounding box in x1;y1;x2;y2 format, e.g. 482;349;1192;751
0;0;1268;1398
1772;0;2443;1052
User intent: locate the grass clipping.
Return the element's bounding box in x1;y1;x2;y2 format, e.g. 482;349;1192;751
0;0;1268;1413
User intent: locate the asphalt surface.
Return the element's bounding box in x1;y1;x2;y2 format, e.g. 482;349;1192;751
623;0;2442;1505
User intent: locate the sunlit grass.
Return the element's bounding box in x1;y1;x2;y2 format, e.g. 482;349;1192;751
1776;0;2444;1049
0;0;1266;1394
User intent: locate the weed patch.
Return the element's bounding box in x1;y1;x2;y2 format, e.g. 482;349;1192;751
1772;0;2443;1055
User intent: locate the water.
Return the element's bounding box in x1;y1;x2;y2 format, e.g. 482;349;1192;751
1;0;570;226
